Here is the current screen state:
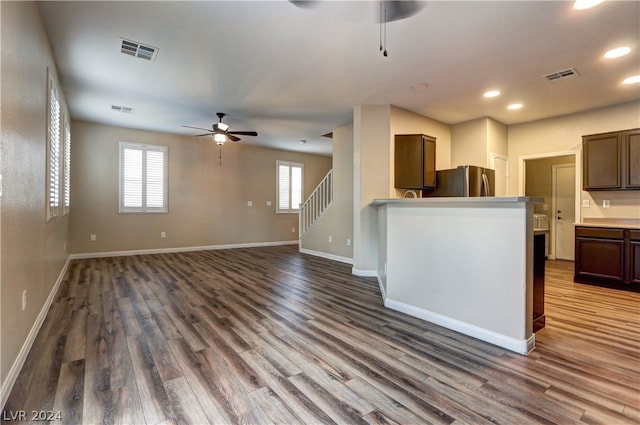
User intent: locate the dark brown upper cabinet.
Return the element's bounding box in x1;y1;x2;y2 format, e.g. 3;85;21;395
394;134;436;190
583;128;640;190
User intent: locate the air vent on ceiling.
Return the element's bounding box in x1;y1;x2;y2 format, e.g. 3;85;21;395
111;105;135;114
120;38;158;61
543;68;579;82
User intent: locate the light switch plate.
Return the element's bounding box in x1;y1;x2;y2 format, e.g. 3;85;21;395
603;200;610;208
247;201;253;207
582;199;590;208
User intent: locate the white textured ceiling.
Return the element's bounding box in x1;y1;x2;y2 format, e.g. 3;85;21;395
39;1;640;156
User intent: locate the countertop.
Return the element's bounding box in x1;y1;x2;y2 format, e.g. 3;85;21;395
575;218;640;230
370;196;544;206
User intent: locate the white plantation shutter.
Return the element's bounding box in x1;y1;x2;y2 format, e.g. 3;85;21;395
47;79;61;221
276;160;304;213
63;118;71;215
119;142;168;213
278;163;290;210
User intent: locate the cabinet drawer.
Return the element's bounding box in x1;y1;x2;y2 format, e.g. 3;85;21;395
630;230;640;241
575;226;624;239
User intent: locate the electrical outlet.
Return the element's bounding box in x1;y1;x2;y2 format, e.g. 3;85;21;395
266;201;272;207
161;231;166;238
347;238;351;246
582;199;590;208
22;290;27;311
328;236;332;243
247;201;253;207
291;227;296;233
90;234;96;241
603;200;611;208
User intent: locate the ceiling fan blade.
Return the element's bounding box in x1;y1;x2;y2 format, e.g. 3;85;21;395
381;0;425;23
182;125;213;132
228;134;241;142
289;0;318;8
228;131;258;136
195;133;212;137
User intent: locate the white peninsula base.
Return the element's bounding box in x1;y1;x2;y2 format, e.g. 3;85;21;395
371;197;543;355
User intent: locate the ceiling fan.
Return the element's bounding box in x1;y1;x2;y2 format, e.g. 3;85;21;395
289;1;425;56
289;0;424;23
182;112;258;146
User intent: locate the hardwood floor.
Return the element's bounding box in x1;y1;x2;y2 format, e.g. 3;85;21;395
3;246;639;424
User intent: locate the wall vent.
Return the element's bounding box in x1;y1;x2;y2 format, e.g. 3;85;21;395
120;38;158;61
111;105;135;114
543;68;579;82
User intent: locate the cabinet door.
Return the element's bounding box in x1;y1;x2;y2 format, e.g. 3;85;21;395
630;231;640;285
422;136;436;189
575;237;625;283
625;129;640;188
583;132;621;190
394;134;437;190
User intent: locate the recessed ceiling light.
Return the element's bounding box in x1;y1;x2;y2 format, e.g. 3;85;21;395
623;75;640;85
573;0;603;10
484;90;501;98
411;83;429;91
604;47;631;59
507;103;523;110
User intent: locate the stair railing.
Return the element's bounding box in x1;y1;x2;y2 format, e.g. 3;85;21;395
299;169;333;238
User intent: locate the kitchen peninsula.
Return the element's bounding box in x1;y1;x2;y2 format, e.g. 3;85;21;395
371;196;543;355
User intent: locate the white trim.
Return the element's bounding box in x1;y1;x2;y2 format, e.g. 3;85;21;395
384;297;535;355
377;275;387;300
351;268;377;277
1;257;72;410
69;240;299;260
299;247;352;264
518;149;581;225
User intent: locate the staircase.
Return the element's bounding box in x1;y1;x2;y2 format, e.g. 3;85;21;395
299;169;333;238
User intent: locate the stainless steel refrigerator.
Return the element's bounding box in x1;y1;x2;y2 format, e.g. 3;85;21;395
422;165;495;197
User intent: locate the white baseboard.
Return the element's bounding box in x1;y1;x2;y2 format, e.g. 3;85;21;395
298;248;353;265
384;297;534;355
1;257;72;410
69;240;299;260
352;268;377;277
377;275;387;299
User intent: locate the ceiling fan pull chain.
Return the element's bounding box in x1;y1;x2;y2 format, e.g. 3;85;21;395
382;1;388;57
379;1;383;52
219;145;223;166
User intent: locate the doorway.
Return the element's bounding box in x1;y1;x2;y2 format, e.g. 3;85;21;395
522;152;579;260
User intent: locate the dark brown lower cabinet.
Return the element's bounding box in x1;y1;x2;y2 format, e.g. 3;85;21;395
630;230;640;284
575;226;640;290
533;233;546;332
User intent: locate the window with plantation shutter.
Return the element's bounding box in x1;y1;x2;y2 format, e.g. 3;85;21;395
119;141;168;213
63;118;71;215
276;160;303;214
47;75;61;221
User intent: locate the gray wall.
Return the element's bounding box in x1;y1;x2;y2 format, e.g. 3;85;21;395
70;121;332;254
1;1;70;398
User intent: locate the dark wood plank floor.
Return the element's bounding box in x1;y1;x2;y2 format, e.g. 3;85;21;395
3;246;639;424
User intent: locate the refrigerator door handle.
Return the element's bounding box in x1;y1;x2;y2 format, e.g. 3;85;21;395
481;173;491;196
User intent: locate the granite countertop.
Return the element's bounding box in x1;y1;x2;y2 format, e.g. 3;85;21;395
576;218;640;229
370;196;544;206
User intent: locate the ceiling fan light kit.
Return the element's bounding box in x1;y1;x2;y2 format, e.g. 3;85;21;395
182;112;258;165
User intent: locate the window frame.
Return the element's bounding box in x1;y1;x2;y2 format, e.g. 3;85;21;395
276;160;304;214
46;71;61;221
119;141;168;214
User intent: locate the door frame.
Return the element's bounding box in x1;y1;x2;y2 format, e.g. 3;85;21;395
518;149;582;247
551;163;576;260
